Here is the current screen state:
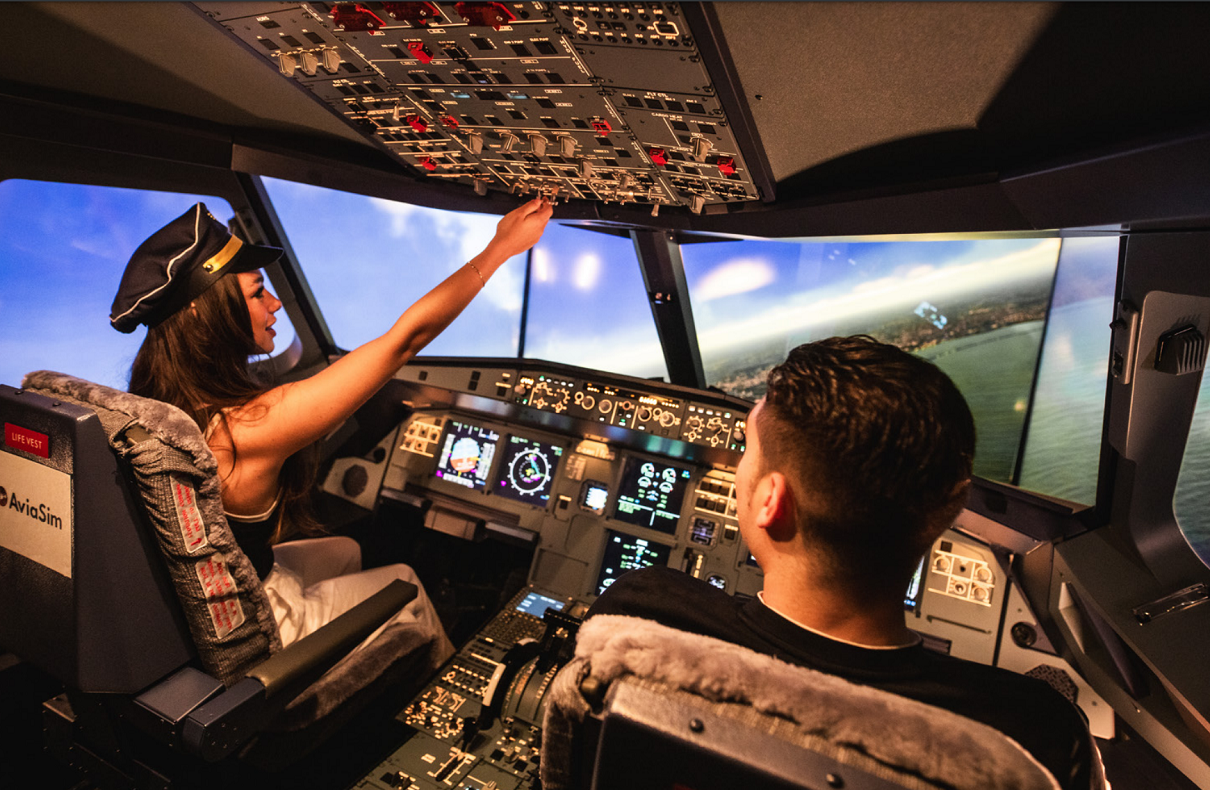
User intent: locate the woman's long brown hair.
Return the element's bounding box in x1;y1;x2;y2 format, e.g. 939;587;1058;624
129;274;319;542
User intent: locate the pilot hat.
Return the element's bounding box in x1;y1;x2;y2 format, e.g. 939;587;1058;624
110;203;282;333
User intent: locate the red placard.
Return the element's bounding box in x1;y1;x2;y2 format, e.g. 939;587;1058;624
5;423;49;458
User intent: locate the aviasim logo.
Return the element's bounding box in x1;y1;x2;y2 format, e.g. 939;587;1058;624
1;484;63;529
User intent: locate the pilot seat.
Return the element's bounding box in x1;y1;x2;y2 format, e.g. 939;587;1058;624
541;614;1070;790
0;371;444;786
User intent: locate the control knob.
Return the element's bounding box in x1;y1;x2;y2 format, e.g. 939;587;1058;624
637;407;653;422
581;394;596;410
599;399;614;415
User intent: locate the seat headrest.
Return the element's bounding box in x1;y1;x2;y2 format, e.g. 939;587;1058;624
543;615;1060;790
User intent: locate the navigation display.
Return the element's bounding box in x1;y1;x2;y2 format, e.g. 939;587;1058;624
595;530;672;595
434;420;499;490
612;457;691;534
494;435;564;507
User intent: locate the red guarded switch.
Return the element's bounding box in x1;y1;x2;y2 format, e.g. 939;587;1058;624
330;3;386;33
407;41;434;64
591;118;612;135
383;2;440;27
716;156;736;176
648;147;668;166
405;114;429;133
439;114;460;131
454;2;516;30
418;156;437;171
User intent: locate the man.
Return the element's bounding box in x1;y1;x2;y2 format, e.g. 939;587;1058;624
589;336;1097;789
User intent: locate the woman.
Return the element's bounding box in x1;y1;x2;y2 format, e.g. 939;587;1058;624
110;197;553;659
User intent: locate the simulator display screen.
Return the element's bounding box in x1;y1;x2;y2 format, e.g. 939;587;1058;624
612;457;691;534
494;435;564;507
435;420;499;490
515;591;565;618
595;529;672;595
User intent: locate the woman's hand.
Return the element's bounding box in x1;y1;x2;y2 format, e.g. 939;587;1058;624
486;198;554;260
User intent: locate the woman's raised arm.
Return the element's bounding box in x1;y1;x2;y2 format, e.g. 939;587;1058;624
228;197;553;466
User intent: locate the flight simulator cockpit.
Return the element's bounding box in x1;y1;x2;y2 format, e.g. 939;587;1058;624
4;2;1210;789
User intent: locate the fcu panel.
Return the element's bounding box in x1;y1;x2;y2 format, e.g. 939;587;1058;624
195;1;762;213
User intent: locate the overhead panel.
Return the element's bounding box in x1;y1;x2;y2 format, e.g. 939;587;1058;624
194;1;762;214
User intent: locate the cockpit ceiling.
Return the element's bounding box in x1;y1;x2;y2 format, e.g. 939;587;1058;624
4;2;1210;230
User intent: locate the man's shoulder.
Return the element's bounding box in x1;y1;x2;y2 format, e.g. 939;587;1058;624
588;567;743;633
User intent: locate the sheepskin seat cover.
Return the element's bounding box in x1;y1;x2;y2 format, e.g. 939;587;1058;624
541;615;1060;790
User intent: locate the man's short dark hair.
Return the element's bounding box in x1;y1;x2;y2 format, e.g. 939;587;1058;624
757;335;975;584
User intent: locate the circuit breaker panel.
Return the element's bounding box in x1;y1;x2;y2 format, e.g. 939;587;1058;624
195;1;764;214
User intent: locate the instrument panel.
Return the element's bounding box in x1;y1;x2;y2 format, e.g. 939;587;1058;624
195;1;766;213
322;359;1111;789
513;372;745;450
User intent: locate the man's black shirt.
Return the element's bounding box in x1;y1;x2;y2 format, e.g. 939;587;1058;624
589;567;1095;790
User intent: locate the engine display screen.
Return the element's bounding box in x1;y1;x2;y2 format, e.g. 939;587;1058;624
434;420;499;491
595;530;672;595
494;435;564;507
612;457;691;534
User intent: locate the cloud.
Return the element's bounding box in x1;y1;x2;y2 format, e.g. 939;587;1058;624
692;257;777;301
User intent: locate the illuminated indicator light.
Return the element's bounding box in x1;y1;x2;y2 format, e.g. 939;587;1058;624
439;114;460;130
330;3;387;34
455;1;516;29
591;118;612;135
648;147;667;166
383;1;441;26
406;114;429;132
419;156;437;171
407;41;434;64
716;156;736;176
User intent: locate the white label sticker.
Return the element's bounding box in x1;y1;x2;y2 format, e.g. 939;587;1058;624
196;555;244;639
196;555;237;599
0;450;72;578
206;597;245;640
170;474;209;554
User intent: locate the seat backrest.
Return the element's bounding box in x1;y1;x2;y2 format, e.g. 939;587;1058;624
5;372;280;690
541;615;1061;790
0;383;193;692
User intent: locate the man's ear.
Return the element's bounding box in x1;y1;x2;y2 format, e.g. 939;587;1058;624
754;471;796;540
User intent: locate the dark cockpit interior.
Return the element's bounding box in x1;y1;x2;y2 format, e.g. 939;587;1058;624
4;3;1210;789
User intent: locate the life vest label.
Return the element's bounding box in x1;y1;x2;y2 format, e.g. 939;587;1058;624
5;423;49;458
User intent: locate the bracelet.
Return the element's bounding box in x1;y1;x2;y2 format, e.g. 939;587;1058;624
466;261;486;287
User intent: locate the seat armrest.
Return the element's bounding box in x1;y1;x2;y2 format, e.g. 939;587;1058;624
181;579;417;761
250;579;417;699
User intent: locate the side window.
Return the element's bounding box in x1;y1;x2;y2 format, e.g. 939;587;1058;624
1176;375;1210;565
1018;236;1121;503
0;180;286;390
262;177;524;357
681;237;1062;483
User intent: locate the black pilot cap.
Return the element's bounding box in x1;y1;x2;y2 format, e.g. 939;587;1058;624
110;203;282;333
